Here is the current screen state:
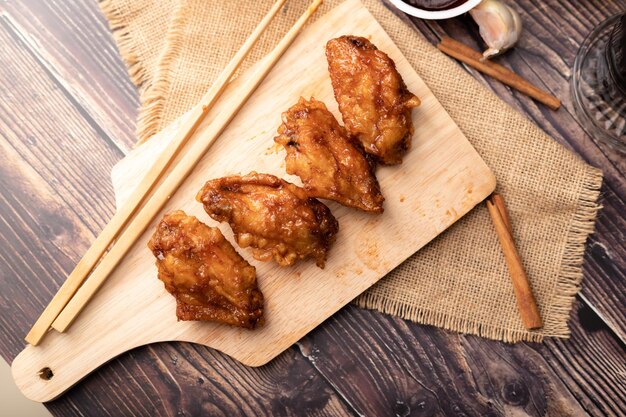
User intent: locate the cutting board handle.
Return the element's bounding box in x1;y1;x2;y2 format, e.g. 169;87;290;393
11;333;149;402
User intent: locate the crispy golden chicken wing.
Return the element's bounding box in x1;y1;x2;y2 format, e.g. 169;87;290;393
196;173;338;268
326;36;420;165
275;97;384;213
148;210;263;329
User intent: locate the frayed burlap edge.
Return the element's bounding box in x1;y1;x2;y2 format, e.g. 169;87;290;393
99;0;151;93
355;166;603;343
540;166;603;338
135;1;189;145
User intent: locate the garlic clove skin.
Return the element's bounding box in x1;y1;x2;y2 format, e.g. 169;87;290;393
469;0;522;60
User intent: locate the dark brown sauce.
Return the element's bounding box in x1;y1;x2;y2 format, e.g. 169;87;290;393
402;0;468;11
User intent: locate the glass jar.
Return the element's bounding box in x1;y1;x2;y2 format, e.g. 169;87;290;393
571;13;626;153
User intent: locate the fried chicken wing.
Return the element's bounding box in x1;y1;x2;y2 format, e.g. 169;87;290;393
148;210;263;329
275;97;384;213
196;173;338;268
326;36;420;165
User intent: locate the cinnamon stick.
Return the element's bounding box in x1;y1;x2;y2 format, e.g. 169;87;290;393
491;193;512;234
437;37;561;111
486;193;543;330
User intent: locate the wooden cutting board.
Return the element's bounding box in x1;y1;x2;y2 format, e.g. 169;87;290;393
12;0;495;402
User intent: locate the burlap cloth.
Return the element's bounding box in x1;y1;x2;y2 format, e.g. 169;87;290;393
100;0;603;342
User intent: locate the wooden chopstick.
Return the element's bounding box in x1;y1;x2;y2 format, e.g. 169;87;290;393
25;0;289;346
437;36;561;111
486;193;543;330
50;0;323;333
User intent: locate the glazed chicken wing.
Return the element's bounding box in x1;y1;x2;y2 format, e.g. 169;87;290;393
148;210;263;329
196;173;338;268
275;97;384;213
326;36;420;165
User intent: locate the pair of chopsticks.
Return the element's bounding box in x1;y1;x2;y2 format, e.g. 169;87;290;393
437;37;561;111
25;0;323;346
486;193;543;330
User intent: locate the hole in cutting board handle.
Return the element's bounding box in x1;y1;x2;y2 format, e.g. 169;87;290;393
38;367;53;380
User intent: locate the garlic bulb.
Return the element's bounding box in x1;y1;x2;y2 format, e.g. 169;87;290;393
470;0;522;60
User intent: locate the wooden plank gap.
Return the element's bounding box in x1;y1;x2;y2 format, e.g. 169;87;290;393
577;293;626;348
295;340;366;417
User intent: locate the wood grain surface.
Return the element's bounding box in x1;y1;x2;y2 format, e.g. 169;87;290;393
0;0;624;416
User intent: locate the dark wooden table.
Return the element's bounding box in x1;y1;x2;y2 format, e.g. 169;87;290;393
1;1;624;416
